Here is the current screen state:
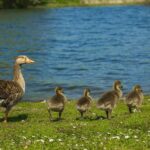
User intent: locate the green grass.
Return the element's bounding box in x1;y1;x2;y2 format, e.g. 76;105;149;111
45;0;84;8
0;96;150;150
44;0;150;8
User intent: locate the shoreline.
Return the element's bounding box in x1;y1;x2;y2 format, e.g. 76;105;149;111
1;2;149;9
37;2;150;9
23;95;150;102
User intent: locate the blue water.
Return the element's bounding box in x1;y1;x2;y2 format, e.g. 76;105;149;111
0;6;150;101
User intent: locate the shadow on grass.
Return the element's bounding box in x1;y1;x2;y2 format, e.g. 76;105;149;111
0;114;28;122
76;115;109;121
50;118;65;122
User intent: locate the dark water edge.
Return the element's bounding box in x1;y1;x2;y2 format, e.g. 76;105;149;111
0;6;150;101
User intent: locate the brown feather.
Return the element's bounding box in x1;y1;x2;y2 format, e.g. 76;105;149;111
47;92;67;112
126;89;143;108
0;80;23;108
76;88;92;113
97;91;119;110
97;80;122;111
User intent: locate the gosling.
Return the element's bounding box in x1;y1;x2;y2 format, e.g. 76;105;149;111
97;80;123;119
47;87;67;121
76;88;93;118
126;85;143;113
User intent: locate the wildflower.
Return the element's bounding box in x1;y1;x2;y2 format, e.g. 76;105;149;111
40;139;45;143
49;139;54;142
36;139;45;143
26;140;31;145
32;136;35;138
24;145;28;149
133;135;138;139
58;139;62;142
22;136;27;140
142;141;146;143
125;135;130;139
111;136;120;140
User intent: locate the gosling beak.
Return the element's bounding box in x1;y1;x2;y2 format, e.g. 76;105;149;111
120;86;123;90
26;58;35;64
62;90;64;94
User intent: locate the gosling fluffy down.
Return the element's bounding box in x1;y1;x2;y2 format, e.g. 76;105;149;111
76;88;93;118
97;80;123;119
126;85;143;113
47;87;67;120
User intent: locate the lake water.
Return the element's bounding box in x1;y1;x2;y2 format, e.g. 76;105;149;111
0;6;150;101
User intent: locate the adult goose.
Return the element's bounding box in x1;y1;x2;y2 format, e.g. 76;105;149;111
47;87;67;121
126;85;143;113
97;80;123;119
0;55;34;122
76;88;93;118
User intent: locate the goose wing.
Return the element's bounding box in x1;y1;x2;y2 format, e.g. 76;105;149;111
0;80;23;105
126;91;141;106
97;91;118;108
98;91;116;103
77;97;91;106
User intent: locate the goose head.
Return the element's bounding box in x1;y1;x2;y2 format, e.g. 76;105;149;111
55;87;64;95
15;55;35;65
83;88;91;97
113;80;123;91
133;85;143;93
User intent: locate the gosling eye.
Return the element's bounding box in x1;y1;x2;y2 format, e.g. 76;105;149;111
139;89;143;92
120;85;123;89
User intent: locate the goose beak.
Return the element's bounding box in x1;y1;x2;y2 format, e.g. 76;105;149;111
26;58;35;64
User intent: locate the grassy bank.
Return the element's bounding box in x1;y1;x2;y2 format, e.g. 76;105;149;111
0;96;150;150
46;0;83;8
0;0;150;9
45;0;150;8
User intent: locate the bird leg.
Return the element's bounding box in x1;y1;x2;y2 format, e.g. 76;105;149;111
108;110;112;119
58;111;62;120
128;106;133;113
3;109;10;123
80;111;84;118
106;110;109;119
48;109;53;121
106;110;112;119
